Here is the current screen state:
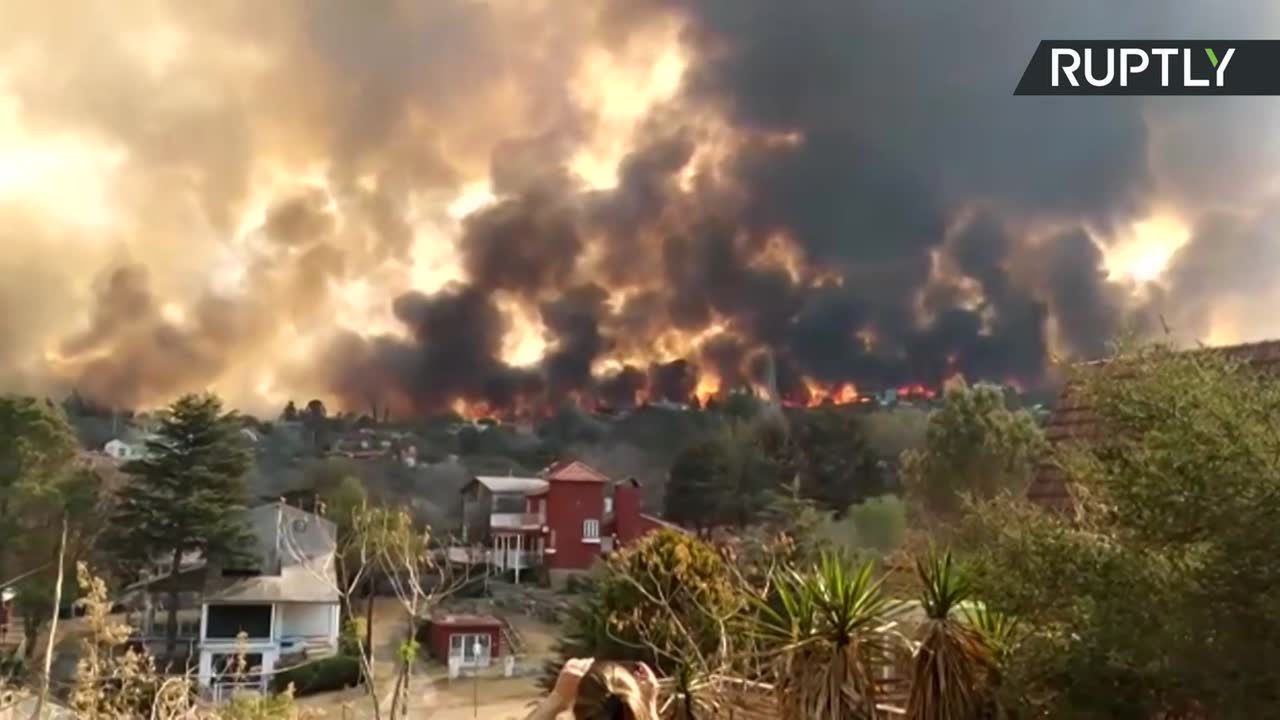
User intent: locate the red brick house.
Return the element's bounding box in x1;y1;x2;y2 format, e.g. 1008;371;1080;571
459;460;681;584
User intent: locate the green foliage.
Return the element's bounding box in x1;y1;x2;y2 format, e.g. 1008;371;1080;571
545;530;741;688
664;435;731;530
901;380;1045;521
906;549;997;720
269;655;362;696
14;581;54;658
110;393;255;571
664;420;790;530
339;617;367;657
0;395;81;578
788;407;882;513
300;457;363;498
216;687;307;720
108;393;254;655
752;553;898;720
961;342;1280;717
833;495;908;554
859;407;929;463
757;478;837;566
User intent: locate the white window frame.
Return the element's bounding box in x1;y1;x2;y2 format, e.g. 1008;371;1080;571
583;519;600;543
449;632;492;667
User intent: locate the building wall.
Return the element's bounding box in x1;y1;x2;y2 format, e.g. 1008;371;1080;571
426;622;502;663
544;480;606;571
613;482;643;543
277;602;337;640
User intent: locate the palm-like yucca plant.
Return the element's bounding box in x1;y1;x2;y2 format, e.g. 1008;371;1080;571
963;604;1018;668
753;552;900;720
905;549;998;720
962;603;1019;719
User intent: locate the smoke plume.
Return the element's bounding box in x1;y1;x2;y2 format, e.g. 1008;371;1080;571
2;0;1279;415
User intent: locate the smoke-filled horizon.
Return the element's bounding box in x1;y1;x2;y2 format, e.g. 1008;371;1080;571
3;0;1280;416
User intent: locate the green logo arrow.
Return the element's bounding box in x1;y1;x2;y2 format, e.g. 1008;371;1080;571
1206;48;1220;68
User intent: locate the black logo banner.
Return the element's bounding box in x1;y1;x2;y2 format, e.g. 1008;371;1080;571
1015;40;1280;95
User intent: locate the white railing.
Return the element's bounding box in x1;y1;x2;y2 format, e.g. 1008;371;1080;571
490;512;544;529
493;550;541;569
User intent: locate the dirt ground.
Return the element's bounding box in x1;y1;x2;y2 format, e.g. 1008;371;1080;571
298;596;565;719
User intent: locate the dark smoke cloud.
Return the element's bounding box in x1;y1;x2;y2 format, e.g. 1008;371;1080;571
460;193;582;297
648;358;698;403
5;0;1280;414
540;283;612;397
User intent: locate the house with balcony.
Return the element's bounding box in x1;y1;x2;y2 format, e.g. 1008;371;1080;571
458;460;682;585
126;502;340;701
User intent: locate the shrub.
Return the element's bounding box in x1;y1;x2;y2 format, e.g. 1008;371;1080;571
270;655;362;696
339;617;366;657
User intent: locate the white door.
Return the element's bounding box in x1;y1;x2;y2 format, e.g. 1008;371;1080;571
449;633;492;668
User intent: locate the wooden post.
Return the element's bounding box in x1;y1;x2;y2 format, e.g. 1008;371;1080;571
33;513;67;719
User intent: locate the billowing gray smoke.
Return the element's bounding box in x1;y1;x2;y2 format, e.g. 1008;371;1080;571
323;0;1198;414
6;0;1280;414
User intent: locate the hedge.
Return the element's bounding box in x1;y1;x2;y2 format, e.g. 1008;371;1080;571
270;655;362;696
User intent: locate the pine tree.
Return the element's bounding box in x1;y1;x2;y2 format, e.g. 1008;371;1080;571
110;393;254;656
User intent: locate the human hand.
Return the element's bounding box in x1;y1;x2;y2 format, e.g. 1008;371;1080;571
633;662;660;710
551;657;594;710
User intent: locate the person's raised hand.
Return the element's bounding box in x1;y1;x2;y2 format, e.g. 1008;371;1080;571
551;657;594;710
634;662;660;710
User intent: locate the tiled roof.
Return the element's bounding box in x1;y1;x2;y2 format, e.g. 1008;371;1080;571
543;459;609;482
1028;339;1280;512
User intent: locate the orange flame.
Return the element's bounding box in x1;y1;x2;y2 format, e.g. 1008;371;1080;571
695;372;721;406
797;379;862;407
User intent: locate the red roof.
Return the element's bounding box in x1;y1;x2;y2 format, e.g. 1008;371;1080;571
1028;339;1280;512
543;459;609;483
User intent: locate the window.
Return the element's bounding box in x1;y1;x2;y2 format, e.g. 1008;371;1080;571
449;632;492;667
583;519;600;541
205;604;272;640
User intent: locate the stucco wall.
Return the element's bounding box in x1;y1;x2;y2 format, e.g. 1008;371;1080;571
545;480;605;570
277;602;337;639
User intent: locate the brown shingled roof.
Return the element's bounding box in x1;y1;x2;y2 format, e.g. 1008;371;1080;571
1028;339;1280;512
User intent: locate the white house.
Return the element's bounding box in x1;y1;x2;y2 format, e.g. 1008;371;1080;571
125;503;341;702
102;438;145;461
196;504;341;701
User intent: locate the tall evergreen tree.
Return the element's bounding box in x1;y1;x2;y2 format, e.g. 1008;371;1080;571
0;395;79;585
664;437;730;533
110;393;254;656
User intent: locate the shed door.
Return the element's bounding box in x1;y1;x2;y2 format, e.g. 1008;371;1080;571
449;632;492;667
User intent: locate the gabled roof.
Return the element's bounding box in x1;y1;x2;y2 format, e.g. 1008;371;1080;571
207;503;339;604
1028;339;1280;512
543;459;609;483
124;503;339;603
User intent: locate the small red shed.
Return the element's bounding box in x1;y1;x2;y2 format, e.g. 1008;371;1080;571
425;614;504;668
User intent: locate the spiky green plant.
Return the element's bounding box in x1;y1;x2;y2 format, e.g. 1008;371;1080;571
753;552;899;720
905;549;997;720
963;604;1019;669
